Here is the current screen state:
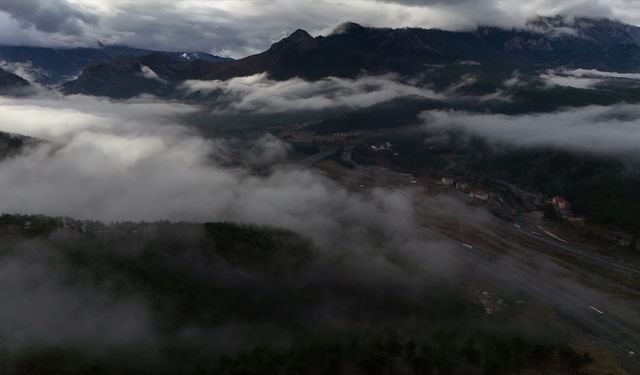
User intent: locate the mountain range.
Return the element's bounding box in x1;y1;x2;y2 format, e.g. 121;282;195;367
3;16;640;98
0;44;231;85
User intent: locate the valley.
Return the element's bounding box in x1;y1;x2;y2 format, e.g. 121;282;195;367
1;3;640;373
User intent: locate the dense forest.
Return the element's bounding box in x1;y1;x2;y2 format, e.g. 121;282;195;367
0;214;594;374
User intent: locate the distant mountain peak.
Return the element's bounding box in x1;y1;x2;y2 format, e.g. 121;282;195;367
527;15;640;45
528;15;613;31
290;29;313;39
62;16;640;98
270;28;318;53
331;22;367;35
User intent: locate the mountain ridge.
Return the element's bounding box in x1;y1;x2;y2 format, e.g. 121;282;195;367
61;16;640;98
0;66;30;93
0;44;232;85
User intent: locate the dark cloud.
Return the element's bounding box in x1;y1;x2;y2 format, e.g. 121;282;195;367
0;0;97;36
379;0;473;4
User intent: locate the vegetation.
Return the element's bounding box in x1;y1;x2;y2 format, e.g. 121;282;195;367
0;214;596;374
0;331;594;375
355;131;640;233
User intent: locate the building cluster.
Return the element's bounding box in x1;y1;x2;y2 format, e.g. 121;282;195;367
267;122;312;131
441;177;454;185
441;177;491;202
551;196;571;216
370;141;393;152
469;190;489;202
475;289;504;315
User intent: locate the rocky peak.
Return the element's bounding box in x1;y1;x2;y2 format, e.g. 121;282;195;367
270;29;319;53
528;16;640;45
381;29;437;53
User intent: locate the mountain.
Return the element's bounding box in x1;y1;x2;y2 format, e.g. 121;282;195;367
528;16;640;46
174;16;640;79
62;56;173;98
0;44;231;85
0;66;30;93
62;16;640;98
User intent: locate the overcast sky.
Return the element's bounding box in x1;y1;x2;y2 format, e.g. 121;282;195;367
0;0;639;58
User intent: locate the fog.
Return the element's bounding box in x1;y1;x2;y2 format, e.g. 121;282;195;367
422;105;640;157
0;90;491;361
0;60;44;84
0;243;154;348
0;72;635;374
541;71;602;89
0;94;455;258
181;73;443;113
542;68;640;88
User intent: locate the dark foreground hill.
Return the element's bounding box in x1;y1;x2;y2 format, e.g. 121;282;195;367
0;214;596;374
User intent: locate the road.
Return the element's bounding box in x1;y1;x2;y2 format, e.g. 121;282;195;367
468;173;543;211
517;228;640;277
298;148;337;168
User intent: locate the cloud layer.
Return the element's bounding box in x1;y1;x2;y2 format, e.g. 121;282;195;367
0;0;639;57
182;73;442;113
0;92;465;351
423;105;640;157
0;0;97;35
541;68;640;88
0;93;439;256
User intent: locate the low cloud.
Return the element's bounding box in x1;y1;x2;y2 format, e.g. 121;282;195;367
0;77;629;363
541;68;640;88
422;105;640;157
541;72;601;89
565;68;640;80
0;245;154;348
181;73;443;113
140;65;167;83
0;92;468;353
0;60;45;83
0;94;446;255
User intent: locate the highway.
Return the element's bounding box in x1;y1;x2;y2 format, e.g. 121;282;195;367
518;228;640;277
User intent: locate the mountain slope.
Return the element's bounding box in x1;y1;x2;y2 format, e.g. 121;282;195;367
0;66;30;93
